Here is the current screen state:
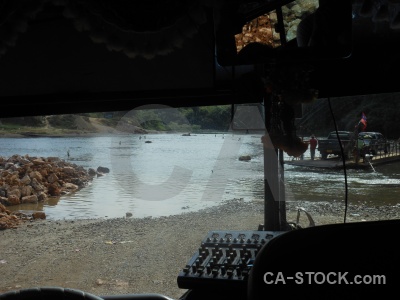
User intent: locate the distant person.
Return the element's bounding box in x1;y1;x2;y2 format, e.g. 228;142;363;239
309;135;318;160
356;135;367;163
67;149;70;159
357;136;365;150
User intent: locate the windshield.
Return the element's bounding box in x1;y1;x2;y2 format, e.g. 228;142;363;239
1;0;400;299
1;96;400;298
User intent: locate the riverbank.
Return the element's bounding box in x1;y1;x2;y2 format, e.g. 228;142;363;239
0;116;118;138
1;199;399;299
0;116;171;138
0;155;103;229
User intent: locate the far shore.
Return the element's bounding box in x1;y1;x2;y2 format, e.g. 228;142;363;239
0;130;256;138
0;130;154;138
0;132;116;138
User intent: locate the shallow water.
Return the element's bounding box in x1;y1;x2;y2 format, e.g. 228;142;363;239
2;133;400;220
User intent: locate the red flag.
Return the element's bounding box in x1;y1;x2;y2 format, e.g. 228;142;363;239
360;112;367;131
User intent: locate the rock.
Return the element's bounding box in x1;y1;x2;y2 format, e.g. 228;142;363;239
20;175;31;185
0;203;8;213
62;182;79;194
21;186;33;197
63;166;75;175
32;211;46;219
47;173;58;184
21;195;38;204
239;155;251;161
32;158;45;165
31;178;45;191
7;195;20;205
71;178;85;188
48;184;61;197
4;162;14;170
97;166;110;173
96;279;105;286
37;192;47;201
0;196;8;206
8;188;21;199
29;171;43;181
47;157;61;162
0;203;23;229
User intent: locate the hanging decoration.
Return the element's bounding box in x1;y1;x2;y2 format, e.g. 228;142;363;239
55;0;212;59
261;64;314;158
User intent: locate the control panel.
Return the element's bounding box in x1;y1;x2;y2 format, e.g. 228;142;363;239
177;230;285;290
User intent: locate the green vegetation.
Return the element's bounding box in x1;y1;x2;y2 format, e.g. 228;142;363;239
48;115;78;129
181;106;231;130
0;106;232;135
99;106;231;132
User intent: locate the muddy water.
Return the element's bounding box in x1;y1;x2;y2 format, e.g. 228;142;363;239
2;133;400;220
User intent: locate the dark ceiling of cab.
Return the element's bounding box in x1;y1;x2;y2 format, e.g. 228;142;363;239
1;0;400;117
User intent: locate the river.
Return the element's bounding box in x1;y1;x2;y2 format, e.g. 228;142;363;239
1;133;400;220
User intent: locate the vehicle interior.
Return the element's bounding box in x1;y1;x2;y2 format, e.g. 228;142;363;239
1;0;400;299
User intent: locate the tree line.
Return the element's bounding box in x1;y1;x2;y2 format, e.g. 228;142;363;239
1;92;399;138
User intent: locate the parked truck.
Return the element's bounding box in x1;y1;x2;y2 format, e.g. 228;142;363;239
358;132;389;155
317;131;355;160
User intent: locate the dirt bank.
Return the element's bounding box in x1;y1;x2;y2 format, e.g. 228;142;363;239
1;199;399;299
0;116;117;138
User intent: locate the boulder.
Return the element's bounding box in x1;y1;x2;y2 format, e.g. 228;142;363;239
239;155;251;161
97;166;110;173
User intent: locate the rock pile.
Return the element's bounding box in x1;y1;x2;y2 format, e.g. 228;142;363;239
0;154;97;229
0;203;25;229
234;0;319;51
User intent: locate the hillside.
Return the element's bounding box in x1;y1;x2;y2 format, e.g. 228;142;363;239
0;115;119;137
0;106;231;136
296;93;400;139
1;93;400;139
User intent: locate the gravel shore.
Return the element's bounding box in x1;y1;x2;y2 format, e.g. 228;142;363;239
1;199;399;299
